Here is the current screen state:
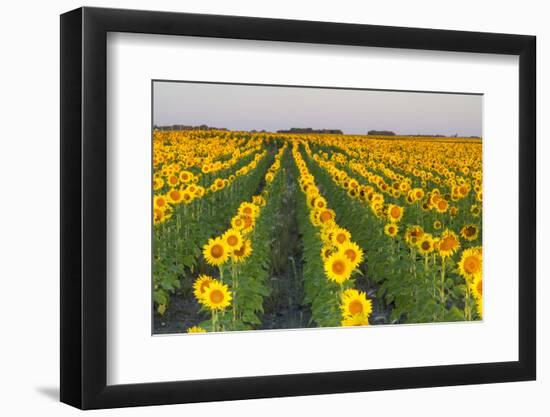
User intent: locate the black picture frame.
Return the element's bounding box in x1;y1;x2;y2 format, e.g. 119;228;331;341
60;6;536;410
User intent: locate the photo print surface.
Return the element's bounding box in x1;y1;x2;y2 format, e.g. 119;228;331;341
152;81;483;335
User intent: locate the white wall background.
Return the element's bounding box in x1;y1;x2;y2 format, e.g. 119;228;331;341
0;0;545;415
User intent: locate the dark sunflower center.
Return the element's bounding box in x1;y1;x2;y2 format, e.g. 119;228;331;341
348;300;363;315
320;211;332;223
345;249;357;262
332;260;346;275
210;290;224;304
390;207;401;218
211;244;224;258
440;236;457;251
464;256;481;273
234;244;246;256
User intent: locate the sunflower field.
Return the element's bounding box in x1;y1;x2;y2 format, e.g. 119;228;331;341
153;129;482;334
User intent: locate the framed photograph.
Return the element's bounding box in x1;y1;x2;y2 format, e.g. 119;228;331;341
60;6;536;409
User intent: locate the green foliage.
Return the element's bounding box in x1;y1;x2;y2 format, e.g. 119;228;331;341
232;170;285;327
153;151;273;313
292;158;341;327
304;148;469;324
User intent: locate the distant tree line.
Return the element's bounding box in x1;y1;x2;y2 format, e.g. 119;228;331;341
404;133;447;137
404;134;482;138
368;130;481;139
276;128;343;134
154;124;228;131
367;130;396;136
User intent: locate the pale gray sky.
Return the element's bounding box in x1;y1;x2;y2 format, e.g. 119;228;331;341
153;81;482;136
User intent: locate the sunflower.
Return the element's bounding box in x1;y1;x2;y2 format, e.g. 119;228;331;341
470;204;481;217
460;224;479;241
222;229;243;252
231;216;245;231
202;281;232;311
470;273;483;301
193;274;214;302
413;188;425;201
179;170;193;183
203;237;230;266
417;233;435;255
167;188;183;204
309;209;321;226
341;313;370;327
167;174;179;187
387;204;404;222
331;227;351;246
181;190;194;204
435;198;449;213
458;183;471;197
163;204;173;218
384;223;399;237
252;195;266;207
238;202;259;219
341;288;359;299
317;208;335;225
231;239;252;262
307;195;318;209
153;208;166;225
404;225;424;245
154;195;169;210
341;289;372;318
319;226;334;246
437;229;460;258
324;252;353;284
187;326;206;334
347;188;358;199
195;186;205;198
313;196;328;210
321;245;335;262
153;176;164;191
433;220;442;230
458;247;482;281
240;214;255;233
339;241;363;268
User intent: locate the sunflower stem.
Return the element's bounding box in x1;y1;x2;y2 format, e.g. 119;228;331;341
231;262;238;330
212;309;218;332
464;283;472;321
439;256;446;319
219;265;224;283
